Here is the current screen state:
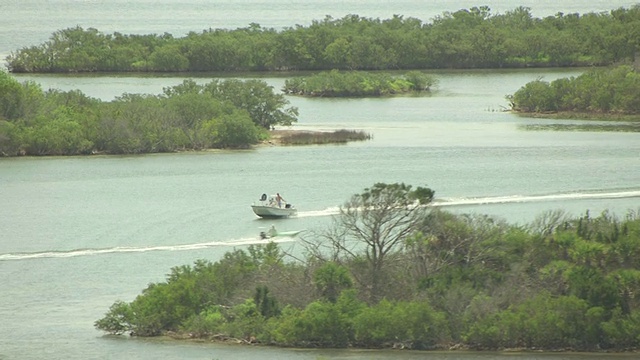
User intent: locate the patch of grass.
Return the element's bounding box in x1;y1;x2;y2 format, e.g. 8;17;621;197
279;129;372;145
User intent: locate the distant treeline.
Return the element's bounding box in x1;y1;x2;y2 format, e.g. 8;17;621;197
509;65;640;115
95;182;640;351
0;71;298;156
6;5;640;73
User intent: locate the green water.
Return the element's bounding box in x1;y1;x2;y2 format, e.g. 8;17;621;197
2;2;640;357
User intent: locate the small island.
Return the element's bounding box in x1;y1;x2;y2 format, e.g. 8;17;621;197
508;65;640;129
95;183;640;352
282;70;436;97
0;72;372;157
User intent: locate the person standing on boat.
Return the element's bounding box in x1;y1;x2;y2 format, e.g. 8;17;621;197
276;193;285;207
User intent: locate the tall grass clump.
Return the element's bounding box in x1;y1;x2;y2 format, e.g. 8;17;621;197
279;130;372;145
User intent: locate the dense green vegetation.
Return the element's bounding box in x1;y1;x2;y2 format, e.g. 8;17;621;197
7;6;640;73
0;71;298;156
509;65;640;115
282;70;436;97
96;183;640;351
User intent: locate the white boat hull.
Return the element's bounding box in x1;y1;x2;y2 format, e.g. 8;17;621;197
251;205;297;218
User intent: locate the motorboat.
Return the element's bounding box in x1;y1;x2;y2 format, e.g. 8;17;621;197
251;193;297;218
259;225;304;239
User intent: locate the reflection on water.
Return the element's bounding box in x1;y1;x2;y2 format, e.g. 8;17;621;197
520;123;640;132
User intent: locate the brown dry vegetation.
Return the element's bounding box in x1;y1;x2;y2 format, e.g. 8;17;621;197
264;129;372;146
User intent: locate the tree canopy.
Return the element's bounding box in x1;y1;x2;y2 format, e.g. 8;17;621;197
508;65;640;115
313;183;435;303
283;70;437;97
0;72;298;156
7;6;640;73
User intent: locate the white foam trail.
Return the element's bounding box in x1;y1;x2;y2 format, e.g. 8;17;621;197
4;190;637;261
435;190;640;207
0;237;297;261
295;190;640;217
296;207;340;218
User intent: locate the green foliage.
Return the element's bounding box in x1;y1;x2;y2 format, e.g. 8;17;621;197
0;73;45;158
509;79;557;112
166;78;299;130
95;186;640;351
282;70;436;97
207;79;298;129
222;299;266;340
465;293;601;349
408;211;512;298
353;299;447;348
94;301;133;335
270;291;364;347
510;65;640;114
181;306;225;337
148;45;189;72
601;308;640;348
352;299;401;346
0;76;296;156
0;71;29;120
313;262;353;303
94;253;258;336
331;182;435;302
248;241;284;268
254;286;281;318
206;110;261;148
403;71;438;91
0;121;16;155
360;182;435;205
8;6;640;73
21;109;94;155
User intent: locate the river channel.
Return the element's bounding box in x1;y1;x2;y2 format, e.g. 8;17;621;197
2;0;640;357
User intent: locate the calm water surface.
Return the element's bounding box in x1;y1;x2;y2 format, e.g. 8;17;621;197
2;1;640;359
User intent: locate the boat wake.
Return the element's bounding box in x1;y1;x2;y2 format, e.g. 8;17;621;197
0;237;297;261
4;190;637;261
296;207;340;218
296;189;640;217
434;189;640;207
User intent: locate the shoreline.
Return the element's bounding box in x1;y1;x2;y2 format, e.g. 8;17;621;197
157;332;638;354
512;111;640;121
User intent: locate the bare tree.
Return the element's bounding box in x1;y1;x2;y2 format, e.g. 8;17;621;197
315;183;434;303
